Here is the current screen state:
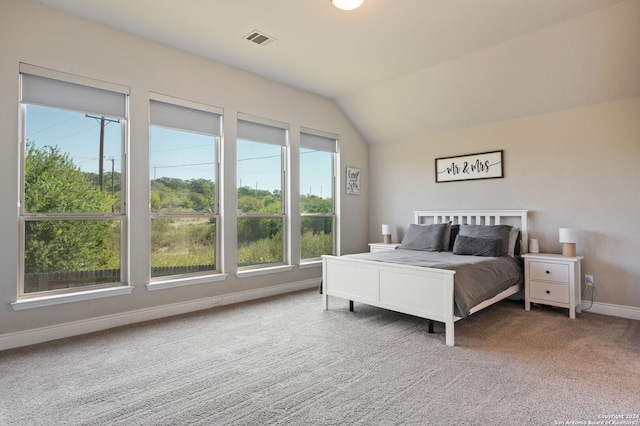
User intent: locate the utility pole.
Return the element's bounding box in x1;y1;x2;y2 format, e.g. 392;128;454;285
111;157;115;213
86;115;120;191
110;157;115;196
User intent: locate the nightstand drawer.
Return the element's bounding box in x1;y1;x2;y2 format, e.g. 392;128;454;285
529;281;570;304
529;261;570;284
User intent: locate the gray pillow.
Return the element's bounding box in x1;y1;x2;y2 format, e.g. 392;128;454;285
441;222;452;251
447;224;461;251
508;228;521;257
452;235;502;257
400;223;448;251
458;224;512;256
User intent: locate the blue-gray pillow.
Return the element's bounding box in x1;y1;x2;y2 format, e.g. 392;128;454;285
452;235;502;257
400;223;448;251
508;228;521;257
458;224;512;256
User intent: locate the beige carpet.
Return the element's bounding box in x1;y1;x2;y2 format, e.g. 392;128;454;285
1;289;639;425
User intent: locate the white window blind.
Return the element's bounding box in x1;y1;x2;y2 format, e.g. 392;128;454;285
20;67;127;119
237;119;287;146
150;100;221;136
300;130;338;153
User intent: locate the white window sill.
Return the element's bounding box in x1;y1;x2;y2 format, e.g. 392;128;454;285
147;273;228;291
299;260;322;269
235;265;294;278
11;286;134;311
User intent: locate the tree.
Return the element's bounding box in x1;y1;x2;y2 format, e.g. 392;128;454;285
24;143;118;273
300;194;331;214
188;178;215;212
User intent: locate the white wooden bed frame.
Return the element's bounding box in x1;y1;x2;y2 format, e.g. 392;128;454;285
322;210;528;346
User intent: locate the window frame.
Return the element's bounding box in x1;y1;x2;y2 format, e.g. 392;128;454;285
236;114;289;270
299;128;338;262
18;64;130;299
148;93;223;282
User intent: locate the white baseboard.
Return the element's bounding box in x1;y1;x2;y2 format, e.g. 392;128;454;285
1;283;633;352
581;300;640;321
0;279;320;351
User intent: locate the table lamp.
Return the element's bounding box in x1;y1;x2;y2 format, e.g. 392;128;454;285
559;228;577;257
382;224;392;244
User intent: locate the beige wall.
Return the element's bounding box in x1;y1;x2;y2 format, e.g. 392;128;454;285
369;97;640;310
0;0;369;339
1;0;637;346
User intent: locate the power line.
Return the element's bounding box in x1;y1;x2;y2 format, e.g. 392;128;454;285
238;154;281;161
27;112;84;138
151;143;213;153
44;124;97;143
152;161;215;169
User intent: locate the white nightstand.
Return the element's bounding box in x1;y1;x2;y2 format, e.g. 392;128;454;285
368;243;401;252
522;253;583;319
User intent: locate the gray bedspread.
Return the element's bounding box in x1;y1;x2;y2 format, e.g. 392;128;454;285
343;249;523;318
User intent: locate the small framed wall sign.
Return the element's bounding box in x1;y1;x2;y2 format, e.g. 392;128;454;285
346;167;361;195
435;150;504;183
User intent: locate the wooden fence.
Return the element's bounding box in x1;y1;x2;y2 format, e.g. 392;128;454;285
24;264;216;292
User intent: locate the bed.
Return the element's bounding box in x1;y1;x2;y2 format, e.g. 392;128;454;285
322;210;529;346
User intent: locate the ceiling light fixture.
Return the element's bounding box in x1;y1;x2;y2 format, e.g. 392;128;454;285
331;0;364;11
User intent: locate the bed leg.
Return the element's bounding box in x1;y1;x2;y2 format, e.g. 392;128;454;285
445;321;455;347
428;320;434;334
349;300;354;312
322;291;328;310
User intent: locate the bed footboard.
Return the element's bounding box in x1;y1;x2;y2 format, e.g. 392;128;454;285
322;255;457;346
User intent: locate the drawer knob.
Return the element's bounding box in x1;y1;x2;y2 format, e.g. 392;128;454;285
546;290;550;294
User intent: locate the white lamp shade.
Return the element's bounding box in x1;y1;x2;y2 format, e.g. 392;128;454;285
559;228;577;243
381;224;392;235
332;0;364;11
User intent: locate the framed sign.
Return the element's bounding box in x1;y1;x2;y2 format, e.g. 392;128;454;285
346;167;360;195
435;150;503;183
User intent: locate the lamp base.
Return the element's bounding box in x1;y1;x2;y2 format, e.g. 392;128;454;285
562;242;576;257
383;234;391;244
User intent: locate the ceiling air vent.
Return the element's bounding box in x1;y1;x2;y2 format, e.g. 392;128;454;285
244;30;276;46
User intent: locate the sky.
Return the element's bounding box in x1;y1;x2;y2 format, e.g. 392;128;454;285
26;105;122;175
25;105;332;198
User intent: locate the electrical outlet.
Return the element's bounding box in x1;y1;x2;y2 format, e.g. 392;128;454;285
585;275;594;287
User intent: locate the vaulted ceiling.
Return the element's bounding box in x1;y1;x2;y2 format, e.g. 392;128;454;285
32;0;639;145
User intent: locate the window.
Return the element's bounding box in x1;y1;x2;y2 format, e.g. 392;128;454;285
237;115;288;268
300;129;337;261
19;64;128;296
149;95;222;280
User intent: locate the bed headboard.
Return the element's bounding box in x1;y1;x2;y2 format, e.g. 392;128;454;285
414;210;529;254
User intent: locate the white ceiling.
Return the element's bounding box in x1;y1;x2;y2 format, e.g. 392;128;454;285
32;0;638;144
